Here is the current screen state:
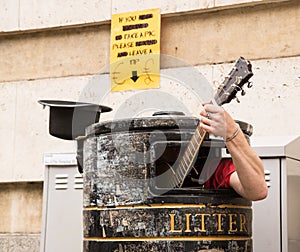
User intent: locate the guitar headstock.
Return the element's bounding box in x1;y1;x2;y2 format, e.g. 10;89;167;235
214;57;253;106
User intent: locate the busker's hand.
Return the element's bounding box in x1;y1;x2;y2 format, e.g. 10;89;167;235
200;103;268;201
199;102;237;139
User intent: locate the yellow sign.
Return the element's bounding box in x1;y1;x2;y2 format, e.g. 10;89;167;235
110;8;161;92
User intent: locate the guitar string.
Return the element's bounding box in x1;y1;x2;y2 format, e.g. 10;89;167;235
170;123;207;188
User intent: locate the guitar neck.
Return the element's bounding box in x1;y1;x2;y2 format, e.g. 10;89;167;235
168;123;207;188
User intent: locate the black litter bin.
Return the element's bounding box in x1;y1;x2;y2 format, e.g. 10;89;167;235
82;115;253;252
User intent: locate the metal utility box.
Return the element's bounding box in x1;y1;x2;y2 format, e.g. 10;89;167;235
40;136;300;252
251;136;300;252
40;153;83;252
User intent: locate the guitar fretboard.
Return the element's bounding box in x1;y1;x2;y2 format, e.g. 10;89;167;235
167;123;207;188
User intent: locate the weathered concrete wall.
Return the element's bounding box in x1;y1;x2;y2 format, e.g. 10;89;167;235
0;0;288;32
0;182;42;233
1;55;299;183
0;25;111;82
0;182;42;251
161;1;299;64
0;1;298;82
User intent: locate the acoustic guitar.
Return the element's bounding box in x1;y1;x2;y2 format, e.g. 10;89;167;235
165;56;254;189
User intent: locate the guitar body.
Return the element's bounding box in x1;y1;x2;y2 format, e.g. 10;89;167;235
155;141;214;189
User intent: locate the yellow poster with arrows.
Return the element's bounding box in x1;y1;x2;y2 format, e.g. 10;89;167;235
110;8;160;92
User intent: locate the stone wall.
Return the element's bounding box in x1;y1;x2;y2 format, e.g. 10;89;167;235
0;182;42;252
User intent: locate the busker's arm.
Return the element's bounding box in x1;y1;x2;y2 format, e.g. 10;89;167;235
199;103;268;201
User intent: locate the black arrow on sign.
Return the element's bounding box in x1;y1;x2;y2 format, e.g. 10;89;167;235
131;71;139;82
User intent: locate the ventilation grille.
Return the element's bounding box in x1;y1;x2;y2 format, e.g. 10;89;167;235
74;174;84;189
55;174;83;190
264;169;271;188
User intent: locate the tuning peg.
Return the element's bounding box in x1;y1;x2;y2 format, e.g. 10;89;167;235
241;89;246;96
247;81;253;88
235;96;240;103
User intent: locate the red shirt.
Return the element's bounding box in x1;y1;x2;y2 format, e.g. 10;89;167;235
204;159;236;189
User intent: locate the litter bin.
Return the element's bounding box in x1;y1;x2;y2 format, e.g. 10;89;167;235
82;115;252;252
